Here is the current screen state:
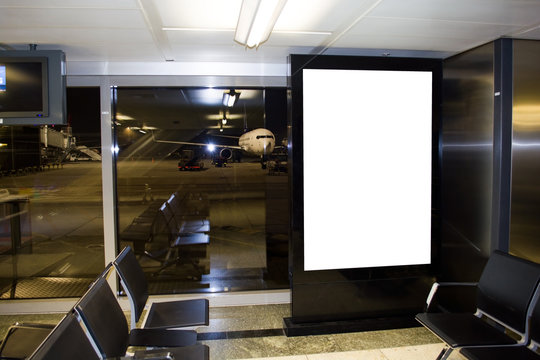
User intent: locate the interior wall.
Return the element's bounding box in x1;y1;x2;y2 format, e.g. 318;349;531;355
510;40;540;263
440;42;495;282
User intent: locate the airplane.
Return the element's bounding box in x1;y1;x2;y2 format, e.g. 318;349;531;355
152;128;276;169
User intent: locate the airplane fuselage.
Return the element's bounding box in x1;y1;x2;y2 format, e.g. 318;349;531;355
238;128;275;157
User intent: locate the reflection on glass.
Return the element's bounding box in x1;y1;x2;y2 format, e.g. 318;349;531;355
0;87;103;299
115;87;289;294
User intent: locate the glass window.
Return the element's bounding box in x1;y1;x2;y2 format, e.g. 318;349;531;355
0;87;103;299
115;87;289;295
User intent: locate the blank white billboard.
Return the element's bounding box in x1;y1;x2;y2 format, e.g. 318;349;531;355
303;69;432;271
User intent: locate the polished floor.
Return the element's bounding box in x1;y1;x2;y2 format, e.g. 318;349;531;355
0;303;466;360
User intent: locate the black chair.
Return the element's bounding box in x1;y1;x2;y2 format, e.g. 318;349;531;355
0;265;115;360
166;193;210;233
113;246;209;330
74;276;208;360
460;282;540;360
27;312;99;360
416;250;540;360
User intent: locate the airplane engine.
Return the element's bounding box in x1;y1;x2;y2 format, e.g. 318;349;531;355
219;148;233;159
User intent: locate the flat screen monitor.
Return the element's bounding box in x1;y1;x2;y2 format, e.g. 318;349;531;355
0;58;48;117
0;50;66;125
302;67;433;271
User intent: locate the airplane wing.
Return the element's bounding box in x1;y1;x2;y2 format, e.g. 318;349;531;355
212;134;240;140
152;134;242;150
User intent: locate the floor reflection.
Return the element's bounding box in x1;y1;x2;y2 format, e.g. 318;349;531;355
0;158;289;299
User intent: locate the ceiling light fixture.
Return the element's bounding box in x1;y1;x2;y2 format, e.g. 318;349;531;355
223;90;240;107
234;0;287;49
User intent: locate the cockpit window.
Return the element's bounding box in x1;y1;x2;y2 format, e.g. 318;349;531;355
256;135;274;139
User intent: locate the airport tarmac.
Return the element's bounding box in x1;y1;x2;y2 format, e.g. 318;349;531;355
0;158;289;299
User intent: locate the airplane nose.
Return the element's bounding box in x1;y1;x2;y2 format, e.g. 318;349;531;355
263;140;273;154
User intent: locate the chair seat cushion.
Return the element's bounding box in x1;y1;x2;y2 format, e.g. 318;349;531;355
129;328;197;347
145;298;209;328
461;345;540;360
415;312;517;348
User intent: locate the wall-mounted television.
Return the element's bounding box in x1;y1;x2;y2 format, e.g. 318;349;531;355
0;50;66;125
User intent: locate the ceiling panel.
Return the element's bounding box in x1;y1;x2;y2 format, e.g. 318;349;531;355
63;43;164;62
516;27;540;39
0;0;139;9
168;44;292;64
1;28;155;45
265;33;331;47
165;30;237;46
369;0;540;26
0;8;147;29
332;34;484;53
155;0;241;29
340;17;521;43
275;0;352;31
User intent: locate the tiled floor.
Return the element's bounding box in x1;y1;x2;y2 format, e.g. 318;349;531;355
191;304;465;360
0;303;466;360
236;343;463;360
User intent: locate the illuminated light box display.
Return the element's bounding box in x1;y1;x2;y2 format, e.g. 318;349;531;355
302;68;432;271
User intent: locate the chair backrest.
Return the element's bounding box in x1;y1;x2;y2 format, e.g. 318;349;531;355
74;277;130;358
157;202;180;242
477;250;540;336
28;312;100;360
527;285;540;348
167;192;182;214
113;246;149;329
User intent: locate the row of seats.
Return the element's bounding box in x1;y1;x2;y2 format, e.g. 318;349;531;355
0;246;210;360
121;192;210;277
416;250;540;359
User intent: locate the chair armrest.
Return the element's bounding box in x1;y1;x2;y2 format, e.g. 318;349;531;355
425;282;478;312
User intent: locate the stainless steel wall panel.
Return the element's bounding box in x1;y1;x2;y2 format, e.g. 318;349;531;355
510;40;540;263
441;42;494;280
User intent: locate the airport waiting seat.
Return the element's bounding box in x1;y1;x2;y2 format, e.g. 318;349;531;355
74;276;209;360
27;312;99;360
0;265;115;360
166;193;210;233
416;250;540;360
460;280;540;360
154;203;209;277
113;246;209;330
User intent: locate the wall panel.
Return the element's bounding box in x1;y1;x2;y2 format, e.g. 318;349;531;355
510;40;540;263
440;43;495;282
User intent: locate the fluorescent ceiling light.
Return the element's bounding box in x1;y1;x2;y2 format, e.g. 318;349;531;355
116;114;135;121
162;27;234;32
223;90;240;107
162;27;331;37
234;0;287;48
